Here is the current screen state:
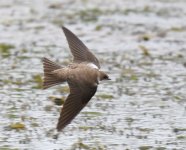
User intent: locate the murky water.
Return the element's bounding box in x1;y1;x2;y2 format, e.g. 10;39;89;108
0;0;186;149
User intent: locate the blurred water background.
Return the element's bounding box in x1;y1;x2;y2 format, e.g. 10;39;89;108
0;0;186;149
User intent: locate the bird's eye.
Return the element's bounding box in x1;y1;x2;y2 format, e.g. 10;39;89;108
104;75;109;79
103;75;110;80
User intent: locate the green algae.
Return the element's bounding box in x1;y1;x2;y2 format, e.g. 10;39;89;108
125;117;134;124
79;126;94;131
0;43;14;57
9;122;25;130
71;139;107;150
31;122;39;127
82;111;102;116
0;148;19;150
58;85;69;93
139;45;151;56
49;96;65;106
156;147;166;150
139;146;153;150
97;94;114;99
7;114;19;119
177;135;186;139
136;127;154;132
72;140;90;150
78;8;102;22
44;105;53;112
95;25;102;31
170;26;185;32
139;34;152;41
32;74;43;89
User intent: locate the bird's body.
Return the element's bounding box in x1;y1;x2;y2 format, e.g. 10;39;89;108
42;27;110;132
53;63;100;87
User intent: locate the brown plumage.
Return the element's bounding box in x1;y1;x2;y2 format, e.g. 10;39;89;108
42;26;110;132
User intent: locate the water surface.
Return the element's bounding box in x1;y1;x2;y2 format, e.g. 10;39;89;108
0;0;186;149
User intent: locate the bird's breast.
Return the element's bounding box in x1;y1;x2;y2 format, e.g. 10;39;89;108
68;66;99;87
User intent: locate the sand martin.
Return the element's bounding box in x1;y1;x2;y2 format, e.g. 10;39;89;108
43;26;110;131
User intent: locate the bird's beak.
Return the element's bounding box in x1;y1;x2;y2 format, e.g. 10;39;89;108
107;78;111;80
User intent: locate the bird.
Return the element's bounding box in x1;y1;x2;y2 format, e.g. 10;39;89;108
42;26;110;132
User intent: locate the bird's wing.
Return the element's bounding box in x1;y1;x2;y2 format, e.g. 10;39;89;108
56;80;97;131
62;26;100;69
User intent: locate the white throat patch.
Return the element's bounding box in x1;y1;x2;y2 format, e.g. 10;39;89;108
87;63;99;69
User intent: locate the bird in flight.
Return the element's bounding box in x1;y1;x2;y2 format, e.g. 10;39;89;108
43;26;110;132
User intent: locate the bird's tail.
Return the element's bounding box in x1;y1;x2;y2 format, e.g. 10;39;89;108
42;57;63;89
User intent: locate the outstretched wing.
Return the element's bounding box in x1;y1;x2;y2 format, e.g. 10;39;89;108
56;81;97;131
62;26;100;69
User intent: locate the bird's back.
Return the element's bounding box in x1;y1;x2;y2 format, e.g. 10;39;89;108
67;63;99;87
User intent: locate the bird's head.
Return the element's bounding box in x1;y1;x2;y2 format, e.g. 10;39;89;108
99;71;111;81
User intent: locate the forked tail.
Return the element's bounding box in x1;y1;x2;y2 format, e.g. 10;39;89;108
42;57;63;89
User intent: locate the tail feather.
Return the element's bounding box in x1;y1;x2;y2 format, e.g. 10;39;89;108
42;57;63;89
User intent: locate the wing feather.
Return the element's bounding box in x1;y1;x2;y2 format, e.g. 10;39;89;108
62;26;100;68
56;82;97;131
